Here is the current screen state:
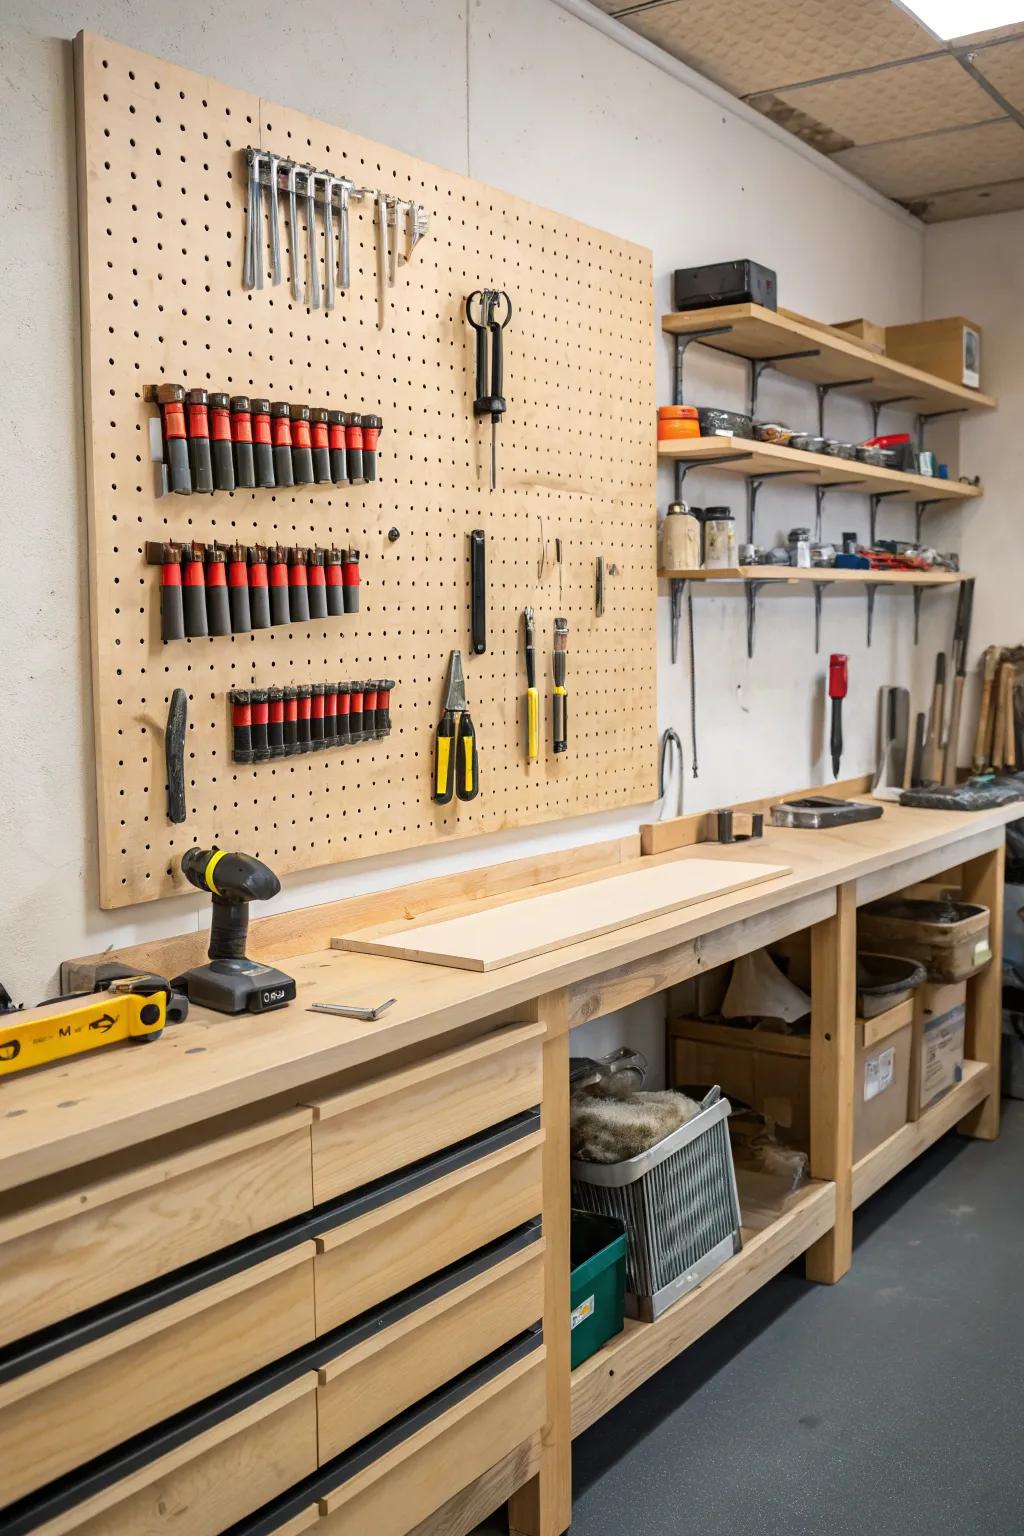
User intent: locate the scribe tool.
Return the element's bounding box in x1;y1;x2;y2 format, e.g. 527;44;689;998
433;650;479;804
466;289;512;491
524;606;539;759
553;617;569;753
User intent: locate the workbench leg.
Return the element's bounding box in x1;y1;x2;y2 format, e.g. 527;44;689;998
806;882;856;1285
958;843;1004;1141
509;993;572;1536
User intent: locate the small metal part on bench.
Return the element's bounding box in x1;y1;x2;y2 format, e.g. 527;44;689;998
175;849;296;1015
309;998;397;1022
714;809;764;844
157;384;191;495
770;796;883;829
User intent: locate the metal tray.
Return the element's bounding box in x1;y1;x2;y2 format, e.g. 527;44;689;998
770;796;884;830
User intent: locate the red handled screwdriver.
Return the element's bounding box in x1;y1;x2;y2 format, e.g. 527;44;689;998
829;653;848;778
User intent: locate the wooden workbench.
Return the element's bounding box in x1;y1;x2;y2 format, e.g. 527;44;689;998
0;793;1012;1536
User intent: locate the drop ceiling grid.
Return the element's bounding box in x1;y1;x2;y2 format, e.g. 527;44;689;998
768;54;1003;144
833;117;1024;198
77;32;657;909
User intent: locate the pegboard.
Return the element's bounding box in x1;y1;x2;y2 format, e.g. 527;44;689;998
75;32;656;909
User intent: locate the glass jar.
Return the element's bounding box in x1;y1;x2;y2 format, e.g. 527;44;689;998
704;507;737;570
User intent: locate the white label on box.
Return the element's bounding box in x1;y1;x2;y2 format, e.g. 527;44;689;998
864;1046;896;1102
571;1295;595;1331
973;938;991;965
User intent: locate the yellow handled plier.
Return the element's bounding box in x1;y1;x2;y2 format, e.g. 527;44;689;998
433;650;479;803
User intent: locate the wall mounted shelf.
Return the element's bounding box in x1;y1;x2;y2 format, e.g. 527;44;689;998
662;302;998;421
660;564;964;657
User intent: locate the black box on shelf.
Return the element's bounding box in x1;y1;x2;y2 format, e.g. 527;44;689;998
673;259;777;313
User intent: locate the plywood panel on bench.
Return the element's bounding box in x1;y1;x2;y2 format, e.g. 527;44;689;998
76;32;656;908
337;858;792;970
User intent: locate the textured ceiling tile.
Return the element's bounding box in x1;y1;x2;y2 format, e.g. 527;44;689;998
759;54;1001;146
971;36;1024;111
916;177;1024;220
618;0;935;96
948;23;1024;47
832;118;1024;198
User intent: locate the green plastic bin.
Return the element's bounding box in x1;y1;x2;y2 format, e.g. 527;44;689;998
570;1209;627;1369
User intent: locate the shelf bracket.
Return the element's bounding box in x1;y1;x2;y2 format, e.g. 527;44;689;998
865;583;878;647
916;408;967;451
814;483;828;543
673;326;734;408
914;498;945;544
813;580;833;654
688;583;699;780
913;586;923;645
817;378;874;436
748;349;822;418
746;470;804;544
870;396;914;437
745;579;766;660
868;490;903;547
673;451;751;500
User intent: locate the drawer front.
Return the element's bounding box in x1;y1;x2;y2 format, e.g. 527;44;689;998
30;1378;319;1536
309;1024;543;1203
0;1112;313;1350
318;1239;544;1461
314;1136;543;1334
0;1245;316;1507
317;1350;545;1536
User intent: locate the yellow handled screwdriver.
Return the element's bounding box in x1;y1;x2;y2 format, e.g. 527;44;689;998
524;606;539;759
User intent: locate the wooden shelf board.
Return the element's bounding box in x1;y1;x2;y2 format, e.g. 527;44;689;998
661;304;998;415
656;435;981;502
852;1059;991;1209
570;1178;835;1438
658;566;963;587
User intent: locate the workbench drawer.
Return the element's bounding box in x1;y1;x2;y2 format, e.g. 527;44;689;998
317;1225;544;1461
0;1241;316;1507
0;1108;313;1350
316;1337;545;1536
12;1375;319;1536
313;1114;544;1334
307;1022;543;1203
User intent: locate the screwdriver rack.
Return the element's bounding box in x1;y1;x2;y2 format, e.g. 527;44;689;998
76;32;655;908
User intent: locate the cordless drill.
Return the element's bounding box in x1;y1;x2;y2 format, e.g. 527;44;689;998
173;849;296;1014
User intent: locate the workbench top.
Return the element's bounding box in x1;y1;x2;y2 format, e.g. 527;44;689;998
1;800;1017;1195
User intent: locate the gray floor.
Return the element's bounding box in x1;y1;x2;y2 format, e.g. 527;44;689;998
482;1100;1024;1535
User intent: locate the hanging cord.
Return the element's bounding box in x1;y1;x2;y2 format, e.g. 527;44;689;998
687;585;699;778
657;728;684;821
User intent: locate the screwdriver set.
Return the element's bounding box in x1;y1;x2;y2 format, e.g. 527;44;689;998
148;385;383;496
242;149;429;326
152;542;361;641
231;680;394;762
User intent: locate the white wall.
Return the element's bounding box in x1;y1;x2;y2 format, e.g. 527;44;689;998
1;0;928;1008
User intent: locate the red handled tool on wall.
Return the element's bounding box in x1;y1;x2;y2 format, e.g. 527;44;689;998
829;653;848;778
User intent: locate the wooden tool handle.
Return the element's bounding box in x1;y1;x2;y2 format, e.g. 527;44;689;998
942;676;964;786
972;648;998;771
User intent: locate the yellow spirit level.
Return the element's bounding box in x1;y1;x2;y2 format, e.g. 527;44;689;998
0;979;169;1079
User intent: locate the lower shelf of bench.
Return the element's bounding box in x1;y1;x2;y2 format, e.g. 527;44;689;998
570;1179;835;1437
852;1059;990;1209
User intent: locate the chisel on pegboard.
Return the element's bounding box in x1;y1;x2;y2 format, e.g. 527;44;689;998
165;688;188;822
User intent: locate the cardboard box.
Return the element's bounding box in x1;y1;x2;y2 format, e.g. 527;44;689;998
834;318;886;355
670;999;912;1161
910;981;966;1118
884;317;982;389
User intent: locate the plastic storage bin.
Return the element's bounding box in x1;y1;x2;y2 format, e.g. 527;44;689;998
569;1211;627;1369
571;1089;741;1322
